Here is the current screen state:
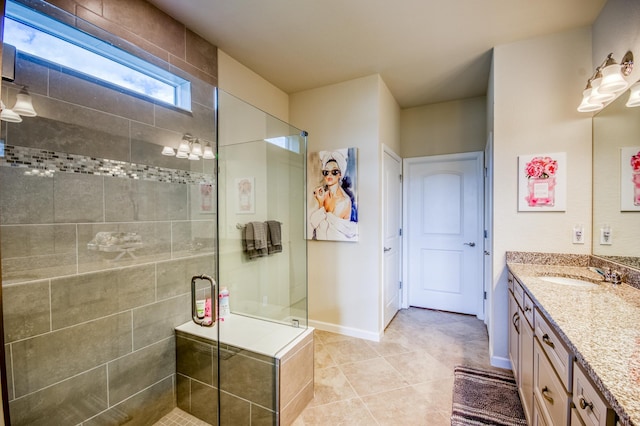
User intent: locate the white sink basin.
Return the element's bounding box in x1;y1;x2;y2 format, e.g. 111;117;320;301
538;276;599;288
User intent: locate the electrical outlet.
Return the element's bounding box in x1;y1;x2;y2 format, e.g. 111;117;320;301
572;225;584;244
600;226;612;245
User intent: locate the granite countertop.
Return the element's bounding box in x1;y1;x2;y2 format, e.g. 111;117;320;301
507;262;640;426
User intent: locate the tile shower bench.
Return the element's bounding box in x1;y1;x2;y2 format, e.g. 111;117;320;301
175;314;314;425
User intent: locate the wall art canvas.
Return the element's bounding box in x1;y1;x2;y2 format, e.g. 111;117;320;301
199;183;214;213
518;152;567;211
621;146;640;211
235;177;255;214
307;148;359;241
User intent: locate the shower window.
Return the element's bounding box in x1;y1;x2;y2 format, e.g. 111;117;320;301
3;0;191;109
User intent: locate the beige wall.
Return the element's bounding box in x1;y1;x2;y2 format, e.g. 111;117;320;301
489;27;593;366
400;96;486;158
290;74;400;340
218;50;289;122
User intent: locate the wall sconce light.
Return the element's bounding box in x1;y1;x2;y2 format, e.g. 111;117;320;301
577;51;633;112
0;86;37;122
162;133;215;160
625;80;640;107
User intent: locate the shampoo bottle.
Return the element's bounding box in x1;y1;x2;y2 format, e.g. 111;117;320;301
219;287;230;320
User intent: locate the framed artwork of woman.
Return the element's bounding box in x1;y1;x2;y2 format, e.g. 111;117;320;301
307;148;358;241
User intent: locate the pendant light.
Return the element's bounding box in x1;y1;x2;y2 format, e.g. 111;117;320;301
0;100;22;123
11;86;37;117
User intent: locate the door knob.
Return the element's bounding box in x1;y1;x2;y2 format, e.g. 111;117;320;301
464;242;476;247
384;247;392;252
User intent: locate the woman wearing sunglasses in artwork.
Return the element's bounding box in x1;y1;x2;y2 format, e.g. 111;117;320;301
308;149;358;241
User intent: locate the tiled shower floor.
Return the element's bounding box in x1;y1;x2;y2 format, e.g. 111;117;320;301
154;408;210;426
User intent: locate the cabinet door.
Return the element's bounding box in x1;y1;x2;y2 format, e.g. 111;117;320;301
534;339;569;425
573;362;616;426
533;396;550;426
508;290;520;381
520;312;534;423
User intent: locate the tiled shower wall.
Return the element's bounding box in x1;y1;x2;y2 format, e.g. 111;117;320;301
0;0;219;424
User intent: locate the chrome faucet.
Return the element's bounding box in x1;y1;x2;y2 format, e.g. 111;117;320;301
610;270;623;285
602;267;623;284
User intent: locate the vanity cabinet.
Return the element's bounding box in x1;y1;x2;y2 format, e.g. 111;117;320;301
507;267;620;426
508;273;534;423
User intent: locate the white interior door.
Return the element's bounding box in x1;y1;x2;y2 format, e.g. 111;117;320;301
405;152;483;316
383;147;402;328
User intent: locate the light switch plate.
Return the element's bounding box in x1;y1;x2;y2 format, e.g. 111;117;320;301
572;225;584;244
600;227;612;245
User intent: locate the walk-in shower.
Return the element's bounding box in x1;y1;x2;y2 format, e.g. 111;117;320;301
0;1;310;425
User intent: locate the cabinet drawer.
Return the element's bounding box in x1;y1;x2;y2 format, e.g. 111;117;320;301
572;406;586;425
534;339;569;426
573;362;616;426
522;291;535;328
535;308;572;390
513;277;525;307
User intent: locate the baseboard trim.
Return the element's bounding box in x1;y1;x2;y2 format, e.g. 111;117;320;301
490;355;512;370
308;319;381;342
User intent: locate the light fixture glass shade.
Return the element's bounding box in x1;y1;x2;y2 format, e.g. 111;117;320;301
626;81;640;107
176;150;188;159
589;77;615;103
161;146;176;156
188;153;199;161
203;145;215;159
191;140;203;157
599;63;629;94
0;101;22;122
577;89;603;112
12;89;37;117
177;141;191;153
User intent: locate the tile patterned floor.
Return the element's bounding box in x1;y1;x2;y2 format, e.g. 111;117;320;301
156;307;500;425
292;307;499;426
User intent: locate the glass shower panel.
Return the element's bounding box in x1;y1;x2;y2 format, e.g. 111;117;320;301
0;3;216;424
217;90;308;328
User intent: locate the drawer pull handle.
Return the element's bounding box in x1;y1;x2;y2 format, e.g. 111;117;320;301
542;334;555;348
524;305;532;312
541;386;554;404
579;397;593;411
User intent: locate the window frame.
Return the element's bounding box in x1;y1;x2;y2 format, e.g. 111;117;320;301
3;0;192;111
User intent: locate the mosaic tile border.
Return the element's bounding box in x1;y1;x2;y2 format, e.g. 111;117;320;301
0;144;215;185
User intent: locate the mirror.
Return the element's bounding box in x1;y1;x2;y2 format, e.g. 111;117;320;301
592;90;640;270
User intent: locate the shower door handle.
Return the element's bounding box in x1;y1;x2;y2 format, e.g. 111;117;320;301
191;274;216;327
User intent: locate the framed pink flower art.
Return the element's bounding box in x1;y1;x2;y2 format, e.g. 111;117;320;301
620;147;640;211
518;152;567;211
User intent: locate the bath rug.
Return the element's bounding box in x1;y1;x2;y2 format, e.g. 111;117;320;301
451;365;527;426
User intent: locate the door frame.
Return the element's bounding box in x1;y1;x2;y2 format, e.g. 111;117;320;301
381;144;403;328
401;151;484;317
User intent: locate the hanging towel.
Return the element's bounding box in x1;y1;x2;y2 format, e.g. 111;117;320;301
266;220;282;254
242;223;255;258
250;221;269;258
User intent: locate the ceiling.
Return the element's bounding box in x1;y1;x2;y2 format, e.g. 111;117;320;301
148;0;606;109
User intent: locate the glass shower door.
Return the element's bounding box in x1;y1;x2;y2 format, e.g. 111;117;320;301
215;89;310;425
